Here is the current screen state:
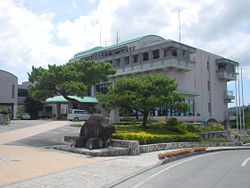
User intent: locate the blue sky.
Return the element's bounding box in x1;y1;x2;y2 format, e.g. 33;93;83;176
0;0;250;106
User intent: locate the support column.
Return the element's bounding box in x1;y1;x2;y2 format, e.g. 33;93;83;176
110;106;120;124
13;105;18;120
91;85;96;96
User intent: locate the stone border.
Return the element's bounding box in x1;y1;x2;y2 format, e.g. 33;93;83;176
139;141;241;153
51;145;129;157
64;136;242;156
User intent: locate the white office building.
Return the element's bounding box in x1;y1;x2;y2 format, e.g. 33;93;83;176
69;35;238;124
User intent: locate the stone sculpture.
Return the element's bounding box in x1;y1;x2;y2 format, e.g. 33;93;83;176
74;114;115;150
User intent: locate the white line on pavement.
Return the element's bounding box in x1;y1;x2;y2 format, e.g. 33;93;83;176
241;157;250;167
132;153;217;188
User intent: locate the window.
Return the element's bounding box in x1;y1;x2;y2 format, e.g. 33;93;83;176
96;83;110;94
218;63;226;71
152;49;160;59
133;54;138;63
207;81;210;91
208;102;211;113
142;52;149;61
124;56;129;65
172;49;177;57
115;48;125;55
18;89;28;97
189;99;194;116
207;61;210;71
182;50;187;57
12;85;15;98
87;86;91;96
115;58;121;67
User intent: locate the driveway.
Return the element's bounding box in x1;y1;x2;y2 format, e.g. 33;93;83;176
0;120;49;133
0;120;113;187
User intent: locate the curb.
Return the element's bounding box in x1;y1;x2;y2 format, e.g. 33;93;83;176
159;146;250;165
105;147;250;188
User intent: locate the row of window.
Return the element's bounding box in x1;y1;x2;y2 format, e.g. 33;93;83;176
107;47;186;68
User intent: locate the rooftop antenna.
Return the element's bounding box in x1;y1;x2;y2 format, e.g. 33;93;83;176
116;28;119;44
178;8;181;43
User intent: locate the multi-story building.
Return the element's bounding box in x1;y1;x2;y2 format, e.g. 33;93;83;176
69;35;238;123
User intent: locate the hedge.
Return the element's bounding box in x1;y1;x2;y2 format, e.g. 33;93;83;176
112;131;201;145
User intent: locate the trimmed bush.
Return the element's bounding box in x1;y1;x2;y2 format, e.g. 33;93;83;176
112;131;200;145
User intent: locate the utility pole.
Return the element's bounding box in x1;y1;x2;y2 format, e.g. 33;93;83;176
116;28;119;44
238;67;242;137
235;75;239;132
241;68;245;133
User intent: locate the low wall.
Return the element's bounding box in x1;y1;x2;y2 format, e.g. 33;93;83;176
110;139;140;155
64;136;241;156
64;136;140;155
0;114;10;125
139;142;241;153
197;131;230;139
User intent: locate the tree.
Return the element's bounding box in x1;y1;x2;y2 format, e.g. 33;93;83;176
24;96;43;119
97;74;187;129
28;61;116;106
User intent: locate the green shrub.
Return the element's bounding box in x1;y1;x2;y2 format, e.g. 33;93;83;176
244;137;250;143
166;117;179;127
200;123;224;132
112;131;200;145
185;124;202;133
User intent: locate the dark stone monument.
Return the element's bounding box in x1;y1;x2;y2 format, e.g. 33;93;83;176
74;114;115;150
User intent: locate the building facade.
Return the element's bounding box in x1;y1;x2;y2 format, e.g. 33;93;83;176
0;70;18;119
69;35;238;123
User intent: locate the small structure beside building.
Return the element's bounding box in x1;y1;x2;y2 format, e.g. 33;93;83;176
44;95;99;119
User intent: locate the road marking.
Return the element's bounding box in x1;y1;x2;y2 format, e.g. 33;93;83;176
132;153;217;188
241;157;250;167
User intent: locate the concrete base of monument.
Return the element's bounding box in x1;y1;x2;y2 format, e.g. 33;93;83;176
52;145;129;157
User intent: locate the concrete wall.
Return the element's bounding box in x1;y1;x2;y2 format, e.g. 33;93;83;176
0;70;18;119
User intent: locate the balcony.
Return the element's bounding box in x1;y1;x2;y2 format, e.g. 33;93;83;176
224;90;235;103
217;70;237;81
114;57;194;76
216;58;238;81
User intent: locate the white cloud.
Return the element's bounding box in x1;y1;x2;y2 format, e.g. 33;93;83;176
0;0;55;70
0;0;250;83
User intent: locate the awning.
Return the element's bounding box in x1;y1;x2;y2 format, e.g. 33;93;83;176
46;96;99;104
174;89;199;96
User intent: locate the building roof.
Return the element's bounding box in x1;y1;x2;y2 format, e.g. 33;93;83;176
46;96;99;103
73;35;166;59
0;69;18;79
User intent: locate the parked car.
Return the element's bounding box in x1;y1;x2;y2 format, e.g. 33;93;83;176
67;109;91;121
22;113;31;120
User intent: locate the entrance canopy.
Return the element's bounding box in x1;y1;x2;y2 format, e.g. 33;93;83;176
46;96;99;104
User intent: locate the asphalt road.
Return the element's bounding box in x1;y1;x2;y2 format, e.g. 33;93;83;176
113;150;250;188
